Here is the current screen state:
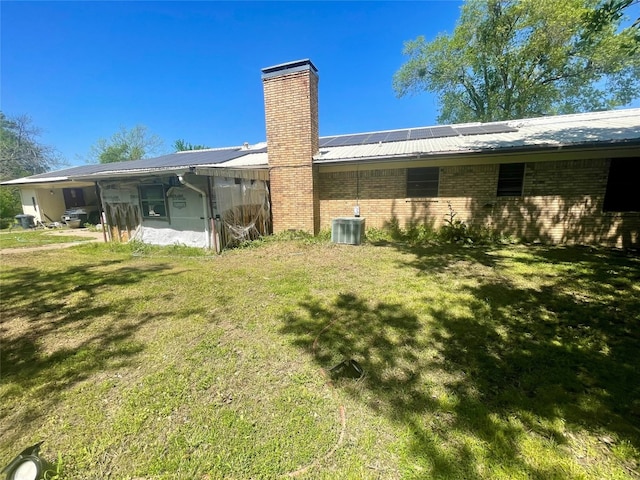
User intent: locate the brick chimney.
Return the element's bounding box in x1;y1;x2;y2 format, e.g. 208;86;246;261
262;59;320;234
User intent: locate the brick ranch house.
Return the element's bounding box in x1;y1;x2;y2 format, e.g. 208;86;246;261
4;59;640;248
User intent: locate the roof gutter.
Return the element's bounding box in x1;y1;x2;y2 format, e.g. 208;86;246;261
194;166;270;180
178;174;211;250
67;167;194;182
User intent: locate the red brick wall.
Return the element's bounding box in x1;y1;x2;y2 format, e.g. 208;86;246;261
263;67;319;234
318;158;639;247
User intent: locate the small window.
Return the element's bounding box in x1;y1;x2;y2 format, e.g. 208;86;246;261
407;167;439;197
497;163;525;196
603;158;640;212
139;184;168;219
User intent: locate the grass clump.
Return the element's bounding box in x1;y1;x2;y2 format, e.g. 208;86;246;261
236;228;332;249
370;204;511;246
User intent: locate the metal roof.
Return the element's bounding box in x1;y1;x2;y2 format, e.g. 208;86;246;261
314;108;640;163
1;146;265;185
3;108;638;186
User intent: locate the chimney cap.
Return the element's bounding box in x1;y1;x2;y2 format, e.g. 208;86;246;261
261;59;318;80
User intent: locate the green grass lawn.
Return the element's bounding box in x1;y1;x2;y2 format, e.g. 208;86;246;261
1;238;639;479
0;229;96;249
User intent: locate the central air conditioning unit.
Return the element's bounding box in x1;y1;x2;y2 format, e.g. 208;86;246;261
331;217;365;245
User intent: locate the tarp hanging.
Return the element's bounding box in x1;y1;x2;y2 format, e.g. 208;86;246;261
213;178;271;248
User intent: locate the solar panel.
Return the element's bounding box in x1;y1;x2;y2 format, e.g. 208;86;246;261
365;132;390;144
409;128;434;140
318;122;518;149
321;129;414;147
343;134;369;146
332;132;390;146
431;126;458;137
384;131;410;142
409;126;457;141
455;126;485;135
323;136;352;147
353;133;374;145
480;123;518;133
332;136;351;146
456;123;518;136
320;136;339;147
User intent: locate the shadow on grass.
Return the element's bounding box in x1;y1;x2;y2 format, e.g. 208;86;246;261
0;259;185;447
280;243;640;478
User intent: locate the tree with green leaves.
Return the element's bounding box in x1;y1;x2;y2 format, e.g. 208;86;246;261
393;0;640;124
174;139;209;151
89;125;164;164
584;0;640;49
0;187;21;228
0;112;60;180
0;112;61;226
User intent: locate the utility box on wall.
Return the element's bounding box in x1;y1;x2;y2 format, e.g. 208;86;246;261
332;217;365;245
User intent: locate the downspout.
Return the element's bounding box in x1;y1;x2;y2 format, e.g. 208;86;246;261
178;174;211;249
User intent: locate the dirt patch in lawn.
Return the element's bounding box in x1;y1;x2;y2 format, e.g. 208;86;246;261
44;228;106;240
0;229;106;254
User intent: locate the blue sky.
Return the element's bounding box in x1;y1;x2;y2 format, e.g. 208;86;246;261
2;1;465;166
2;1;638;168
